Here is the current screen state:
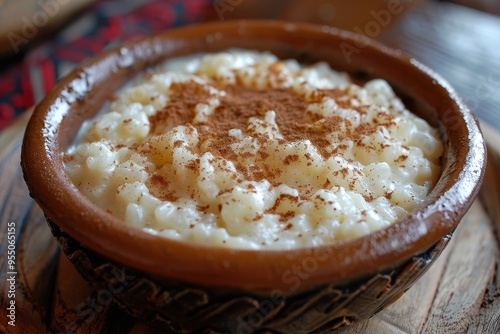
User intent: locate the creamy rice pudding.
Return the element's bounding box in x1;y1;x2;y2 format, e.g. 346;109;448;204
64;50;443;249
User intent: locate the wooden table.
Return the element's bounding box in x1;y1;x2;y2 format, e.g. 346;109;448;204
1;1;500;333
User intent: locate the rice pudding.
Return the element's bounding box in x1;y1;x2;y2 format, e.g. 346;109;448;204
64;50;443;249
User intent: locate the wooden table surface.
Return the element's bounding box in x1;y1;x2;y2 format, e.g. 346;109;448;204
1;1;500;333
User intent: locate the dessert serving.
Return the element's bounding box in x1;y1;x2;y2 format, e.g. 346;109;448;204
21;21;485;332
64;50;442;249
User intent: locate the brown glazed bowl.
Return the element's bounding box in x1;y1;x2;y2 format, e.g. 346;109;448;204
21;21;486;333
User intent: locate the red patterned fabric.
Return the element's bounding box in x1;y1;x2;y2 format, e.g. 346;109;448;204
0;0;210;130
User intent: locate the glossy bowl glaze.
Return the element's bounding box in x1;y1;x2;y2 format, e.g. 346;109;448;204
21;21;486;333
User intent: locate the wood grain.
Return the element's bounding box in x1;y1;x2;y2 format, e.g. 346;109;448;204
421;203;496;334
0;108;55;334
470;121;500;334
338;198;499;334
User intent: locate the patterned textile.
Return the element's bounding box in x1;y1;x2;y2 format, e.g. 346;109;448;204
0;0;210;130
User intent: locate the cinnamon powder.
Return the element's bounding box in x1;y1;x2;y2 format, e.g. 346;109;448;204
145;78;395;212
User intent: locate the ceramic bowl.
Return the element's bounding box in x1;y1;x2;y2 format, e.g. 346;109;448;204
21;21;486;333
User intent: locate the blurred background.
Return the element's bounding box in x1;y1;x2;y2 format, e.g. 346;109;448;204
0;0;499;131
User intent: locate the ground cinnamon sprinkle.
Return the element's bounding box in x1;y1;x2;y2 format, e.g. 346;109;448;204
395;155;408;162
150;80;390;166
147;174;178;202
149;81;211;134
143;77;398;211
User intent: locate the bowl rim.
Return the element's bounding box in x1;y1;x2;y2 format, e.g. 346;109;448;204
21;20;486;290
